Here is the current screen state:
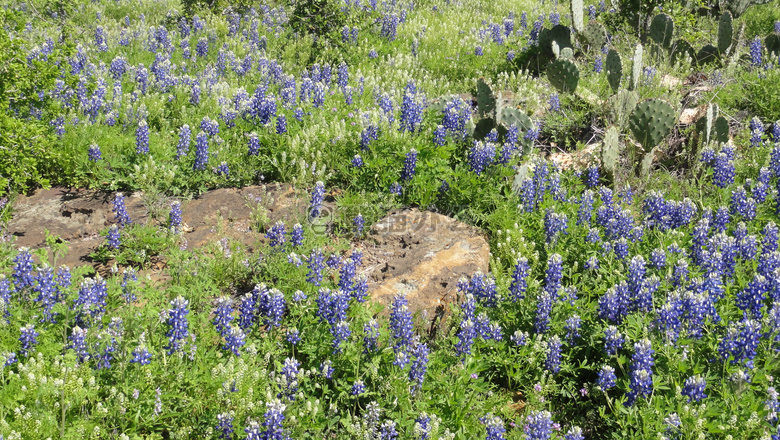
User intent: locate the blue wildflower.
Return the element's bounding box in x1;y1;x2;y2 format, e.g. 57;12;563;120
597;365;617;390
112;193;132;227
401;149;418;181
508;257;530;301
482;413;506;440
165;296;190;355
136;120;149;154
625;339;655;406
216;413;234;440
682;375;707;402
544;335;563;374
310;181;325;218
19;324;39;357
524;410;554;440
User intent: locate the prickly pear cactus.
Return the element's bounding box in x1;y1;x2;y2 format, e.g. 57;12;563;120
571;0;584;33
494;91;505;123
476;78;496;118
606;49;622;92
628;99;676;153
767;34;780;59
512;163;532;195
428;94;460;114
499;107;533;132
608;89;640;129
713;116;730;144
649;14;674;49
706;103;716;143
729;21;746;65
540;25;572;58
696;44;720;66
718;12;733;55
547;59;580;93
630;44;643;91
473;117;496;140
693;104;728;156
695;103;717;145
601;126;621;178
670;39;695;66
499;107;534;156
640;148;656;178
560;47;574;60
464;118;476;138
581;21;607;53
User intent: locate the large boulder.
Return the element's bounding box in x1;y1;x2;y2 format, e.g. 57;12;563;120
361;208;490;335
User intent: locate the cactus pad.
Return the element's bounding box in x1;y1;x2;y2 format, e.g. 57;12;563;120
640;149;656;178
767;34;780;59
606;49;622;92
601;126;621;177
670;39;695;66
539;25;572;58
476;78;496;118
512;163;532;195
713;116;730;144
649;14;675;49
494;91;505;123
608;90;640;129
628;99;676;152
499;107;533;132
630;44;643;91
718;12;733;55
705;103;715;143
500;107;534;156
696;104;716;144
571;0;584;33
581;21;607;53
694;104;728;147
473;117;496;140
560;47;574;60
696;44;720;66
547;58;580;93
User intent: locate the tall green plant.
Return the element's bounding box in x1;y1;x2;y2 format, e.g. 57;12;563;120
0;10;62;197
